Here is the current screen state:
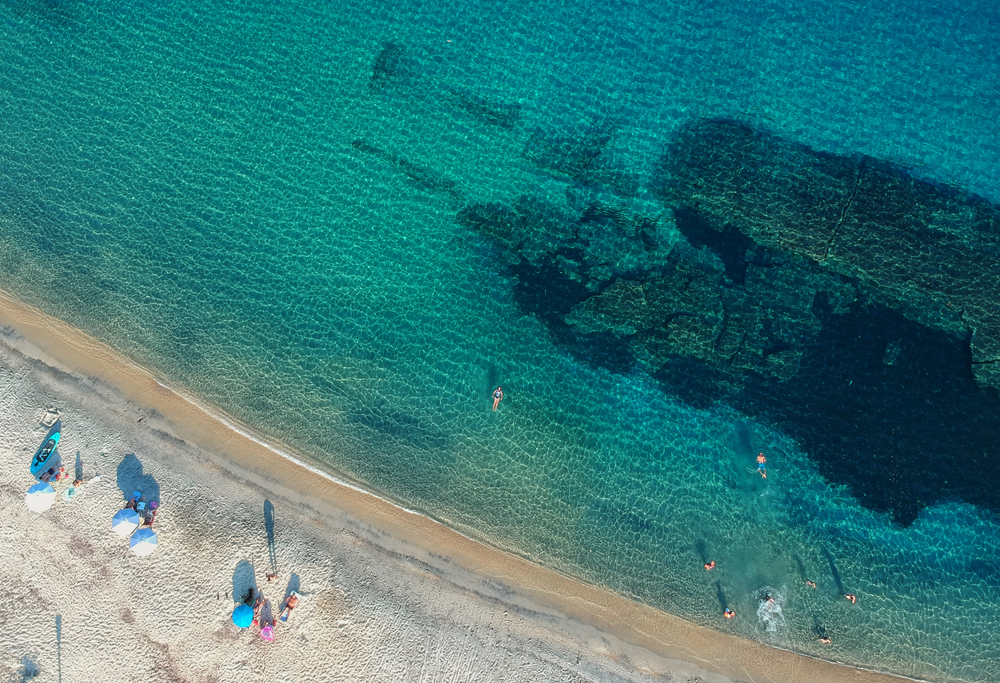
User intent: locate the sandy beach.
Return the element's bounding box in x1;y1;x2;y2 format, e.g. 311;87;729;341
0;291;923;683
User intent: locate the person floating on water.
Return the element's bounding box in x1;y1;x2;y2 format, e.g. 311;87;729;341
704;560;715;571
756;452;767;479
805;580;817;588
818;635;832;644
845;593;857;604
723;608;735;619
492;386;504;411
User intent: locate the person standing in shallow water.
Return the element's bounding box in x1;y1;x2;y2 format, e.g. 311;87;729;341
492;386;504;411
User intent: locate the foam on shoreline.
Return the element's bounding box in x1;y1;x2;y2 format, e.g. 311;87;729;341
0;286;928;683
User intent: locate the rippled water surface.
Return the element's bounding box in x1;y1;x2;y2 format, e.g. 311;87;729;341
1;1;998;681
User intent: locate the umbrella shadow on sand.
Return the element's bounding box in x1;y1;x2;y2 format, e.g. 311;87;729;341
232;560;258;605
18;655;40;683
115;453;160;505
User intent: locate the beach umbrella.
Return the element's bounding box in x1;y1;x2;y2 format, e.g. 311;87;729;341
232;604;254;629
112;508;141;537
129;527;158;557
25;482;56;513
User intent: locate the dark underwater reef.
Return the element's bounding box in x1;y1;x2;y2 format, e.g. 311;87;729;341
657;119;1000;391
456;119;1000;527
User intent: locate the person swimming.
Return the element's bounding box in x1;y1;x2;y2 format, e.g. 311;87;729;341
492;386;504;411
723;608;735;619
704;560;715;571
756;452;767;479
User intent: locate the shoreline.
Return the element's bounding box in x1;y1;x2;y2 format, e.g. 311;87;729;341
0;287;929;683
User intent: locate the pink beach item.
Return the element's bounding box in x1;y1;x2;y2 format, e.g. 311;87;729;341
260;625;274;641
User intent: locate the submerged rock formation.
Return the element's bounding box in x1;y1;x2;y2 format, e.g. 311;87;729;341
456;117;1000;526
457;190;858;388
444;86;521;130
352;139;461;204
368;42;522;133
655;118;1000;390
369;43;411;93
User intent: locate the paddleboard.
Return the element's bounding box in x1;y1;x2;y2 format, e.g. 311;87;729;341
29;421;61;478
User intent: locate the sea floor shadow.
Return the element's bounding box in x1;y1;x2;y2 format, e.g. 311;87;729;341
733;422;754;456
813;616;828;638
695;539;708;564
823;547;844;594
715;580;728;611
793;554;808;581
486;363;499;394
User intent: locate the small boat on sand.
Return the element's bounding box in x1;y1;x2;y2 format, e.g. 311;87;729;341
29;420;61;479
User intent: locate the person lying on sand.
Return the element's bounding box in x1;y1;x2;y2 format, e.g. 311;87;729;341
62;474;101;502
40;466;66;483
279;592;300;621
143;501;159;526
253;597;271;626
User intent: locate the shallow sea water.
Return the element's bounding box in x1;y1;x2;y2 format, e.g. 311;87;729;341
1;1;999;681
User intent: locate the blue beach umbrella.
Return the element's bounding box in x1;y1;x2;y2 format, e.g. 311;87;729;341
112;508;141;537
129;527;158;557
25;482;56;513
232;603;254;629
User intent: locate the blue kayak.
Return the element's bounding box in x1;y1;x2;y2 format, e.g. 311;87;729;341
29;421;61;478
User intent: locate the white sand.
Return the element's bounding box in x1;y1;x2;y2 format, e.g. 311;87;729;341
0;291;919;683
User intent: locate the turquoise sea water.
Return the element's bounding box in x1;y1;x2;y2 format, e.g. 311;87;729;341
1;1;999;681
